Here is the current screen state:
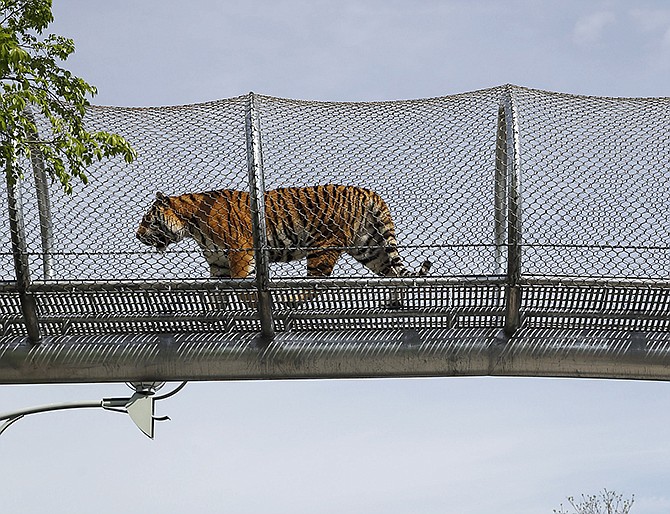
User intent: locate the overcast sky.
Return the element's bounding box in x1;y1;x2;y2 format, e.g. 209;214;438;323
3;1;670;513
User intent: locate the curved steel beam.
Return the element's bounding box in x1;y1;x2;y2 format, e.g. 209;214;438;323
1;327;669;384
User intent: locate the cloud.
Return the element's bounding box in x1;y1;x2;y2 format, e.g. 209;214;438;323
573;11;616;45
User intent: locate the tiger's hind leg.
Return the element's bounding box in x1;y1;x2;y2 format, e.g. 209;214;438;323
307;249;342;277
278;249;342;308
348;241;405;308
382;258;432;309
349;245;430;309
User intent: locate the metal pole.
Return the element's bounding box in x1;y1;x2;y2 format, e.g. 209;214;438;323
6;173;40;343
501;86;523;336
0;400;103;422
245;92;275;340
25;107;54;280
494;99;508;276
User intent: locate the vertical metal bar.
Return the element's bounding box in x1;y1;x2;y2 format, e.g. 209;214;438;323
6;174;41;342
25;107;54;280
501;86;523;336
494;102;508;276
245;92;275;340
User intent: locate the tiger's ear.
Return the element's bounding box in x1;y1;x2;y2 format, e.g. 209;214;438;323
155;191;169;203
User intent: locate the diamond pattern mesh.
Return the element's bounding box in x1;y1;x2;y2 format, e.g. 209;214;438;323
0;85;668;339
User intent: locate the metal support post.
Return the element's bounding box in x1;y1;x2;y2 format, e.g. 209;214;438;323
494;102;508;276
25;107;54;280
245;92;275;340
6;174;40;342
500;86;523;336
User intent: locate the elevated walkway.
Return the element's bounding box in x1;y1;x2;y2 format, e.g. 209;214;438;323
1;85;668;383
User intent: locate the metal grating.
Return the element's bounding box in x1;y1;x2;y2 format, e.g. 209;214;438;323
1;84;669;383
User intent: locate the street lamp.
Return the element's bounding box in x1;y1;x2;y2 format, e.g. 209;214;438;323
0;381;187;439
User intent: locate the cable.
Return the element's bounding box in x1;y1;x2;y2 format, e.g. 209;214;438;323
154;381;188;401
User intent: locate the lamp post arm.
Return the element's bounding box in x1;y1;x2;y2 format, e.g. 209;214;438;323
0;400;108;436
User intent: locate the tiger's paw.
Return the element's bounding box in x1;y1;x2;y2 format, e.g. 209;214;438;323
276;291;318;309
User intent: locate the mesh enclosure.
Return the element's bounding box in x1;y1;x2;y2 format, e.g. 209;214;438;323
255;91;502;279
22;97;250;282
515;89;670;280
0;85;668;345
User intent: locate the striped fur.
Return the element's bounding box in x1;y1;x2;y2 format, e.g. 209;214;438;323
136;184;431;284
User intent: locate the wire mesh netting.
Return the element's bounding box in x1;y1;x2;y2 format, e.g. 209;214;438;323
25;97;250;282
0;85;668;340
255;91;502;280
515;89;670;280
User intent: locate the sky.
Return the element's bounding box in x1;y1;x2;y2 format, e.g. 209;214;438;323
3;1;670;513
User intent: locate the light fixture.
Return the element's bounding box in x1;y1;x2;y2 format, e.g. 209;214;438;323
0;381;187;439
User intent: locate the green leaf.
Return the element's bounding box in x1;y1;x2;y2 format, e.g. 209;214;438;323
0;0;135;194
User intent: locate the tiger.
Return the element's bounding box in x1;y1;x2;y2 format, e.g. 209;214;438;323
136;184;431;306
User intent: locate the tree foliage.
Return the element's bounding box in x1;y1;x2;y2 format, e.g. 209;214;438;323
0;0;135;193
554;489;635;514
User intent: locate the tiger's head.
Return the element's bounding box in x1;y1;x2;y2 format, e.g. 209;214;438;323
136;192;188;251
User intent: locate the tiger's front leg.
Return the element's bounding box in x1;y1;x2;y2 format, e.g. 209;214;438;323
228;247;258;309
278;249;342;308
205;248;257;309
205;250;231;278
228;248;255;279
